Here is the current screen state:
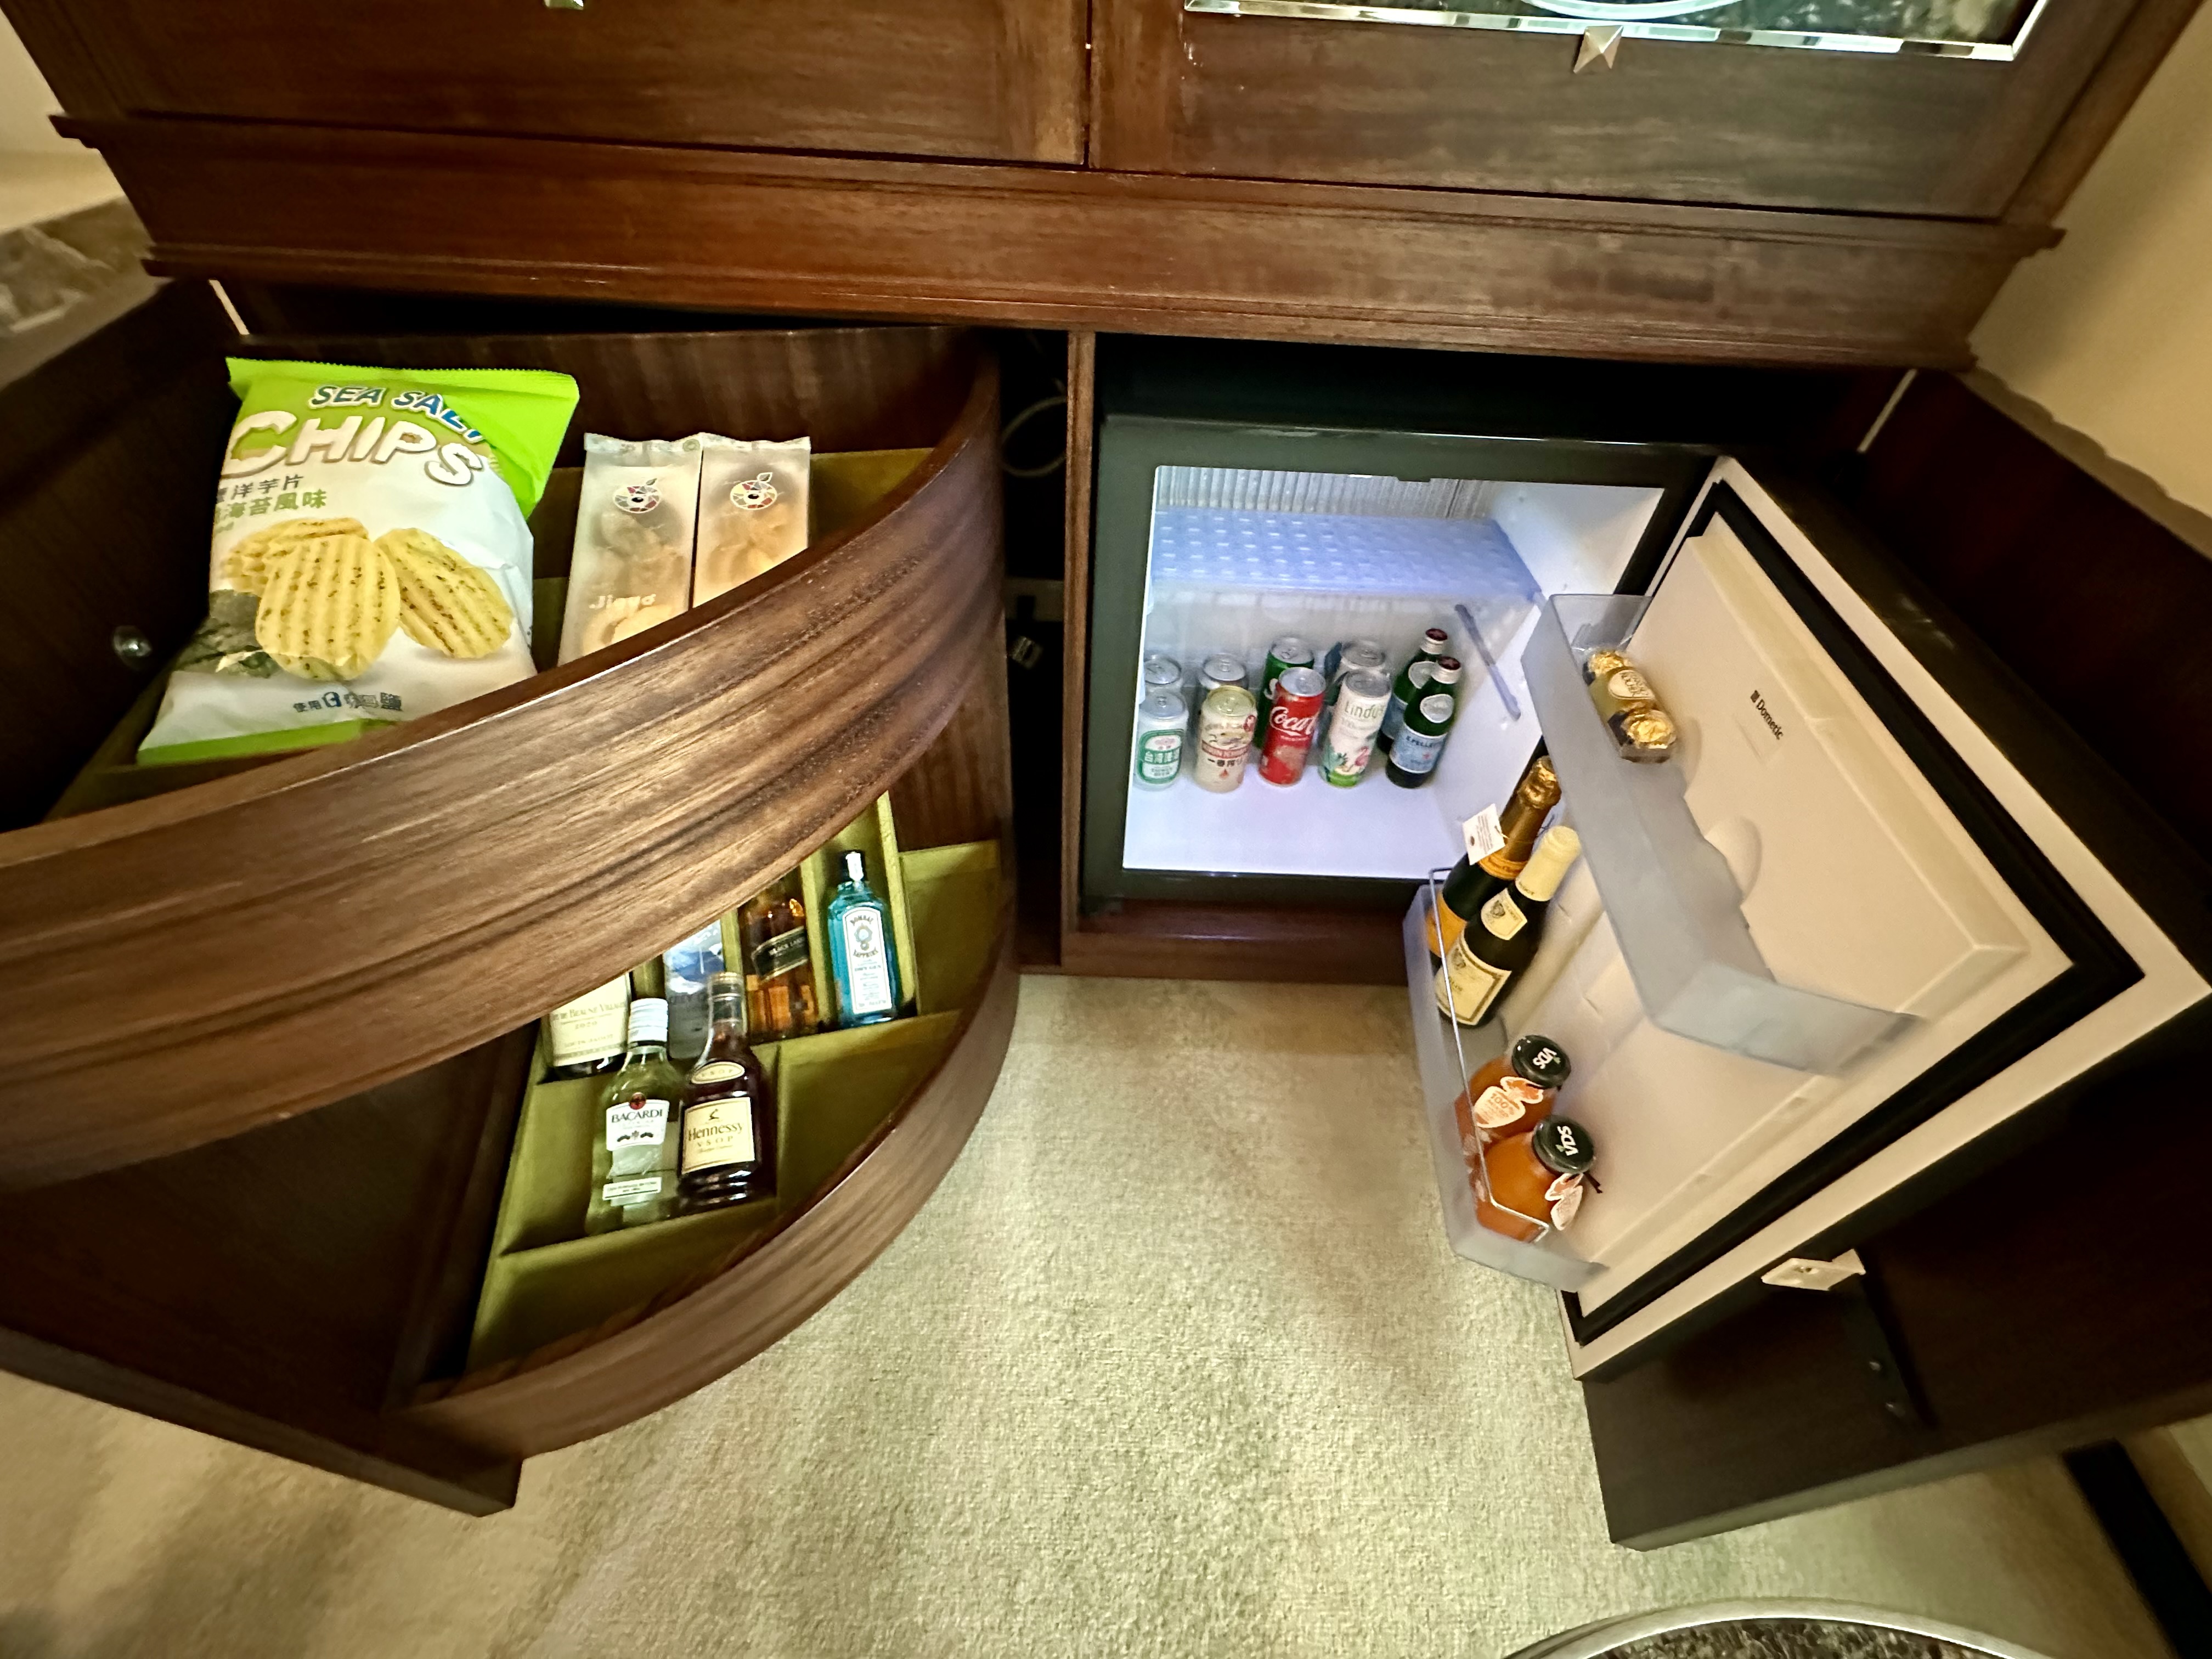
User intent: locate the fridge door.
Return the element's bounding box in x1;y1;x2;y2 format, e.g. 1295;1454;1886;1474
1530;459;2208;1378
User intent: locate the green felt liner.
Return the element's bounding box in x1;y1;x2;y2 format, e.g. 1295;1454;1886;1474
464;832;999;1373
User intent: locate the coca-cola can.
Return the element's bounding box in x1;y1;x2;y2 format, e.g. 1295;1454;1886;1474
1193;686;1257;793
1258;666;1327;786
1320;668;1392;786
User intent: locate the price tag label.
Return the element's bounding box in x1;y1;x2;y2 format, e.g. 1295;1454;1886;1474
1462;805;1505;864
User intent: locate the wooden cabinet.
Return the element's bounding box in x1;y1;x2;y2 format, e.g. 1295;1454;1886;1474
1094;0;2148;216
0;286;1018;1510
7;0;2202;364
25;0;1087;164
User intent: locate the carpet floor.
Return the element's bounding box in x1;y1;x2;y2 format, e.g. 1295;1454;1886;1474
0;977;2169;1659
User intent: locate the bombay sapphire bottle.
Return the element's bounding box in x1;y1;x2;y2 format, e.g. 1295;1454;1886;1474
825;849;900;1028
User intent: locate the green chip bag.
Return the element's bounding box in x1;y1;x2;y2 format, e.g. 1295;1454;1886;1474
138;359;579;766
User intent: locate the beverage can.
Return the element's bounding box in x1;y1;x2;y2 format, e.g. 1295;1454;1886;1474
1132;690;1187;790
1142;654;1183;697
1260;636;1316;716
1198;653;1248;695
1320;668;1391;786
1257;665;1327;785
1193;686;1257;793
1329;639;1389;702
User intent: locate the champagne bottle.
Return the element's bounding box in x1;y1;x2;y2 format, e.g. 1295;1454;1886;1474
1427;753;1560;958
1434;826;1582;1028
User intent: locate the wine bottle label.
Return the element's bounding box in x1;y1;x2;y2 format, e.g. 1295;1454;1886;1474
839;908;895;1016
605;1098;670;1150
753;924;809;983
1480;889;1527;940
1435;951;1511;1026
1137;729;1183;783
602;1175;664;1204
692;1061;743;1084
546;974;629;1066
1391;727;1448;775
682;1096;757;1174
1379;692;1409;742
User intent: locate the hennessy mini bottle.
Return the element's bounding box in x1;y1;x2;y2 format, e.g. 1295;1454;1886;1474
680;972;778;1212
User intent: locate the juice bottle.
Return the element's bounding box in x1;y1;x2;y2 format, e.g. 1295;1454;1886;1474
1475;1116;1595;1244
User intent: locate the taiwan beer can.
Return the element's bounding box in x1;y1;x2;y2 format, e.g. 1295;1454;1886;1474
1258;665;1327;785
1142;654;1183;697
1260;636;1316;714
1193;686;1257;793
1328;639;1389;702
1320;668;1392;786
1132;691;1188;789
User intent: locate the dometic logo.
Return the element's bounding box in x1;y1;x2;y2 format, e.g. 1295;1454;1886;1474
1748;688;1785;742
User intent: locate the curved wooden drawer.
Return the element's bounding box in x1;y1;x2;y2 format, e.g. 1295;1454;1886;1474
408;895;1018;1458
0;338;1000;1190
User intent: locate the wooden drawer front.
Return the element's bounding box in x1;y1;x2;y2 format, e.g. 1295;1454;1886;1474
72;0;1086;164
1094;0;2144;216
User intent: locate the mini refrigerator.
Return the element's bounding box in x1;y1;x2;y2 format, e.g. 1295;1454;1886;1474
1079;345;2211;1388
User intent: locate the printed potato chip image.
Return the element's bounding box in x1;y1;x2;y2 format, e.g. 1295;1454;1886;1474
255;533;402;681
379;528;516;659
220;516;368;594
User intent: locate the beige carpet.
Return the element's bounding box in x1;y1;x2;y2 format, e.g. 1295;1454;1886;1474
0;977;2169;1659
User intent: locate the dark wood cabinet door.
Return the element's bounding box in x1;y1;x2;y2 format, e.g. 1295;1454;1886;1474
1093;0;2173;215
48;0;1087;164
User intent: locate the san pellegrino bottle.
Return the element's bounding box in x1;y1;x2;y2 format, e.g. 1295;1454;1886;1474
827;849;901;1028
1434;826;1582;1028
1376;627;1450;758
1384;657;1463;788
680;971;778;1212
585;996;686;1233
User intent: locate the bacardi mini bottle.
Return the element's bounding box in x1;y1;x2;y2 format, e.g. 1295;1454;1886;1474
585;997;686;1233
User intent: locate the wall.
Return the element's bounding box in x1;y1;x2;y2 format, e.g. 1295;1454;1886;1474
0;15;72;155
1971;4;2212;521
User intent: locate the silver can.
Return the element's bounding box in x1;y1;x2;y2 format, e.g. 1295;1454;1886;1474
1141;654;1182;698
1329;639;1389;702
1321;668;1392;786
1132;691;1188;789
1192;685;1257;793
1198;653;1248;695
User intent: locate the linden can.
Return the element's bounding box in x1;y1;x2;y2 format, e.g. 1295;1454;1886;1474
1193;685;1257;793
1319;667;1392;786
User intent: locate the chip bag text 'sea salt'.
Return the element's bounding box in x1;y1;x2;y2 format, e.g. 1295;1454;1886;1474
138;359;578;766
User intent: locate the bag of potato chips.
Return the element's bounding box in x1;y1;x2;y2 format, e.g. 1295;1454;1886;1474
695;436;810;605
138;358;578;766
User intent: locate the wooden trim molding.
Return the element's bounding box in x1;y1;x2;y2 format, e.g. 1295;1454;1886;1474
68;117;2051;368
0;338;1001;1190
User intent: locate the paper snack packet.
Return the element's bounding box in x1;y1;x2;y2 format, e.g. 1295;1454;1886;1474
557;435;704;663
138;358;578;766
694;436;810;604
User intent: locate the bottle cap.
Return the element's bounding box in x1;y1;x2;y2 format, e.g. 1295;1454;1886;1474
844;850;866;883
1420;627;1450;651
627;997;670;1046
1428;656;1463;686
1509;1034;1571;1090
708;970;744;996
1532;1116;1595;1176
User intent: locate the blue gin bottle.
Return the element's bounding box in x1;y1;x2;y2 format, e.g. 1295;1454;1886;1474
826;849;901;1027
